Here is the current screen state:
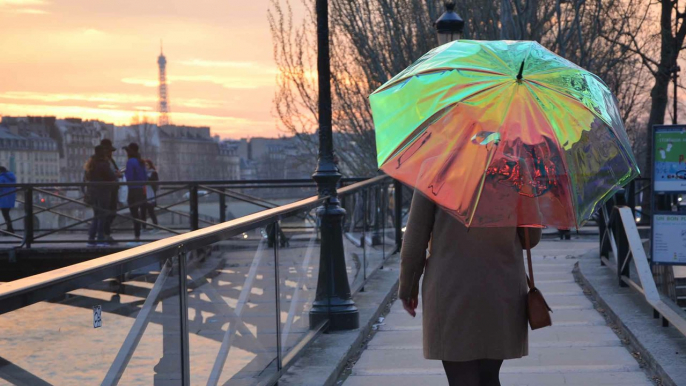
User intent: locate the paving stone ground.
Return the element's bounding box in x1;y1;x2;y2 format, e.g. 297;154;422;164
343;238;655;386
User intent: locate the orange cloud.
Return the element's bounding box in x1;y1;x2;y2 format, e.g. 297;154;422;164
0;0;309;139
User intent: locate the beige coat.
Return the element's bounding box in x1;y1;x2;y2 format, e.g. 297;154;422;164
399;191;541;362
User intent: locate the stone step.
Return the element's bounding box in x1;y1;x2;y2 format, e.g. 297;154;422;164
344;371;652;386
531;271;577;280
389;291;587;316
367;325;623;350
388;300;593;315
379;308;605;331
351;347;641;376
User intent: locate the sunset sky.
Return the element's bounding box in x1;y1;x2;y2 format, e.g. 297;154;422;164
0;0;306;139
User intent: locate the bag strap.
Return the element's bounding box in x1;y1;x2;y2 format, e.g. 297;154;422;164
524;227;535;290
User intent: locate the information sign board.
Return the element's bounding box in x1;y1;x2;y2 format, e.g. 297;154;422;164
653;125;686;192
651;214;686;264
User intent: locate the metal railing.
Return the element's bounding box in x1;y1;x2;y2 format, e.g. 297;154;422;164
0;178;368;247
0;175;409;385
598;204;686;337
625;177;650;224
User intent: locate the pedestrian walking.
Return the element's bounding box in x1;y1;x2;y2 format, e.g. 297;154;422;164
0;166;17;235
141;159;159;232
84;146;116;246
400;192;542;385
100;138;121;243
123;143;147;245
369;40;640;385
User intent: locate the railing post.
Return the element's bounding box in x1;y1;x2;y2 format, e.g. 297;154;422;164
394;179;403;252
615;214;629;287
177;246;191;385
24;187;34;248
219;187;226;223
598;205;610;265
628;179;636;218
370;186;382;245
154;252;186;385
189;185;199;231
273;221;283;370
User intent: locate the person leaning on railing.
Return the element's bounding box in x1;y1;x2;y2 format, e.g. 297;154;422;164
0;166;17;235
100;138;121;243
141;159;159;232
84;145;117;247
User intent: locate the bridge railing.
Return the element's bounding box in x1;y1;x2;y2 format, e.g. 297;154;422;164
0;178;369;247
0;175;409;385
598;204;686;338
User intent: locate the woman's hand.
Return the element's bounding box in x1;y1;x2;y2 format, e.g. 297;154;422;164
402;296;418;317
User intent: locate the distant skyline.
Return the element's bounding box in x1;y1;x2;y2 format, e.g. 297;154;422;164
0;0;306;139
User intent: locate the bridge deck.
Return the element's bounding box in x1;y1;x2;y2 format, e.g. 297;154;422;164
344;238;654;386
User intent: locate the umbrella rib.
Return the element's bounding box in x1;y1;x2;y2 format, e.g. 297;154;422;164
464;41;538;227
524;78;613;128
373;67;507;94
521;82;581;228
380;82;509;166
478;43;519;76
466;82;519;228
525;78;636;174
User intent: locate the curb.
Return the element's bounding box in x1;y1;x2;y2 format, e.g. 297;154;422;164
278;253;401;386
573;258;676;386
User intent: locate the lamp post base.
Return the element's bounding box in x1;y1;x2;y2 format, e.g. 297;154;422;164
310;299;359;331
308;195;359;332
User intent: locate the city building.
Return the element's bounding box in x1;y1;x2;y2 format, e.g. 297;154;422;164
54;118;109;183
218;140;241;181
0;117;60;184
158;125;223;181
0;115;326;185
245;136;315;180
111;122;160;169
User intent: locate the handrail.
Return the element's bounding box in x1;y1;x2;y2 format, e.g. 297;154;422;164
0;175;391;314
0;177;372;188
599;205;686;338
0;176;386;247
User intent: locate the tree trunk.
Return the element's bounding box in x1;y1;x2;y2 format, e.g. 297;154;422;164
646;70;671;175
642;0;678;216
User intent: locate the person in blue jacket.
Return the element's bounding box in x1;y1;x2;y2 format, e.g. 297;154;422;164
123;143;147;244
0;166;17;235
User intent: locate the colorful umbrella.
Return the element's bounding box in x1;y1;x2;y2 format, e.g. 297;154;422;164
370;40;639;228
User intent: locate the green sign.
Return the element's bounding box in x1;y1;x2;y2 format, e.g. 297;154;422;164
654;125;686;192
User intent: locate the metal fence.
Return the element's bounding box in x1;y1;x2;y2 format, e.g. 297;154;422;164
0;178;368;247
598;201;686;338
0;175;410;385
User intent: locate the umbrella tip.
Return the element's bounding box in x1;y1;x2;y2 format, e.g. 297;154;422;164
517;60;525;80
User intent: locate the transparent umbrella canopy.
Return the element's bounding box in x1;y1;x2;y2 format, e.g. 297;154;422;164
370;40;639;228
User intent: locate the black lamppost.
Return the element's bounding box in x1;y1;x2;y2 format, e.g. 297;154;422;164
435;2;465;45
309;0;359;331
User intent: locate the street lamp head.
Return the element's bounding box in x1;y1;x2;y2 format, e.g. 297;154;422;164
435;2;464;46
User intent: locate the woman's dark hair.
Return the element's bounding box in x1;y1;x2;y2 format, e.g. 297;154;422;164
0;166;7;173
94;145;107;159
85;145;107;173
144;159;156;170
125;142;142;161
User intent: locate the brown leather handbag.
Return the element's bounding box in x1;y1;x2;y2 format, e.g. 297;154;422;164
523;228;552;330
